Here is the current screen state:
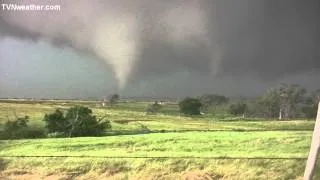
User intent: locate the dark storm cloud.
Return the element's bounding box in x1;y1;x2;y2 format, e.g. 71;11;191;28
213;0;320;79
134;0;320;81
0;14;39;41
0;0;320;94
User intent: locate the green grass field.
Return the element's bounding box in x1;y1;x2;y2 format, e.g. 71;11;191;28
0;100;319;179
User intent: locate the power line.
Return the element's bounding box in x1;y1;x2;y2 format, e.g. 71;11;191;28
103;129;313;137
0;156;307;160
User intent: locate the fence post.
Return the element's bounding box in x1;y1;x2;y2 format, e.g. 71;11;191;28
304;101;320;180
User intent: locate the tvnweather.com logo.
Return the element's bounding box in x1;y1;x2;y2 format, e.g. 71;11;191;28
1;3;61;11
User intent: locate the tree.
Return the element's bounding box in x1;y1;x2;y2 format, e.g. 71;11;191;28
259;84;307;119
179;97;202;115
258;88;281;118
199;94;229;112
278;84;307;119
109;94;120;104
302;103;318;119
228;102;247;117
243;99;264;118
43;106;111;137
301;90;320;119
43;109;68;134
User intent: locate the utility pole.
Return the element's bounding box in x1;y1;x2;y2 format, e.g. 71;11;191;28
304;101;320;180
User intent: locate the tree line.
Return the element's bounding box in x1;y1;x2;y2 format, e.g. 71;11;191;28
1;83;318;140
178;83;319;119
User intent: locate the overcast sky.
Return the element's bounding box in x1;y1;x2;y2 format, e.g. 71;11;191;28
0;0;319;99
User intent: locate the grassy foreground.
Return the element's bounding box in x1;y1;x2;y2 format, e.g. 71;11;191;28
0;100;318;179
0;131;312;158
1;131;318;179
2;157;317;180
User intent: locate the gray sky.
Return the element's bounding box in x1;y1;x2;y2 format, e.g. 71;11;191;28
0;0;319;99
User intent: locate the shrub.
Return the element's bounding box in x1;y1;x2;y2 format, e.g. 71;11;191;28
2;116;44;139
0;131;5;140
3;116;29;139
179;97;202;115
25;127;46;139
0;158;7;171
43;106;111;137
146;101;162;114
47;132;66;138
